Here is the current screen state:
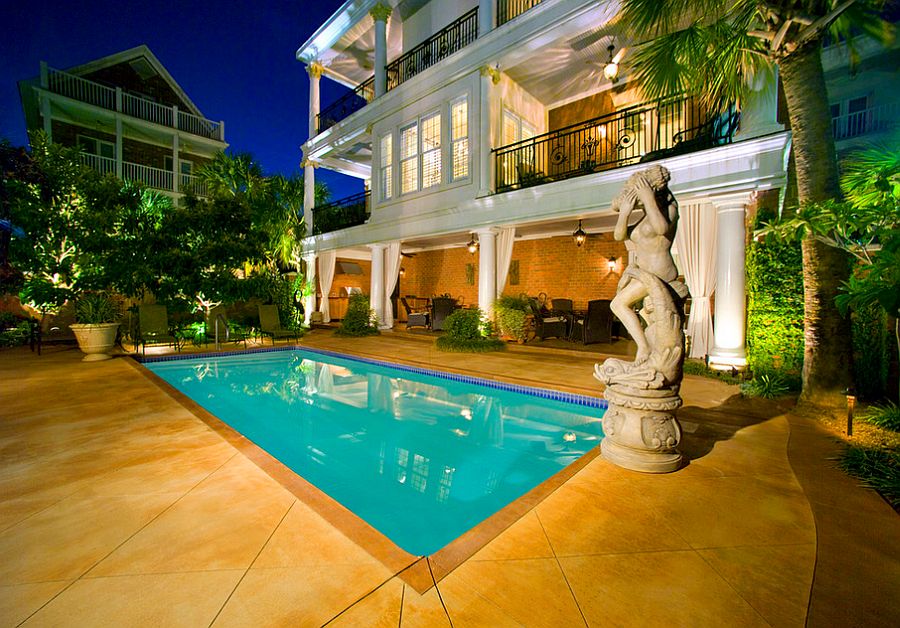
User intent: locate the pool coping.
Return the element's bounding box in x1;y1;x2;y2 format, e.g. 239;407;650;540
128;345;606;594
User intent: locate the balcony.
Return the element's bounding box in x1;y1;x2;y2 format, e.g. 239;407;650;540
493;96;739;193
317;78;374;134
312;191;370;235
832;102;899;141
44;66;225;142
78;152;208;197
497;0;543;26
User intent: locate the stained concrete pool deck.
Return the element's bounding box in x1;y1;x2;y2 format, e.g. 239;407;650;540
1;331;898;627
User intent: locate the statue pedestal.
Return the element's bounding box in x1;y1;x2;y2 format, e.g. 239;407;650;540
600;384;683;473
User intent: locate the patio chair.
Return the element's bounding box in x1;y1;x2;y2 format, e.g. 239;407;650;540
551;298;575;338
137;304;178;355
528;299;568;340
571;299;613;345
206;306;248;348
400;297;430;330
431;297;459;332
258;305;300;345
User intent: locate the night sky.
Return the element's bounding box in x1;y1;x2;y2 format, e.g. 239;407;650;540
0;0;363;200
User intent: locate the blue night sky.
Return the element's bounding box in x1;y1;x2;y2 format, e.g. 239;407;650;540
0;0;363;200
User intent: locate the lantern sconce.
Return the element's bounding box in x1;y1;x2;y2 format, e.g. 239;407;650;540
573;220;587;247
466;234;478;254
607;257;617;272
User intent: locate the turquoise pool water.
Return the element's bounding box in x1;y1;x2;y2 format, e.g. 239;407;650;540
145;348;605;555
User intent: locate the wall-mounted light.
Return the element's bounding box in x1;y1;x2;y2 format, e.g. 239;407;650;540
466;234;478;254
399;267;406;276
607;257;617;272
573;220;587;247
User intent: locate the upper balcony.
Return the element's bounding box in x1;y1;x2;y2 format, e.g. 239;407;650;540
42;65;225;142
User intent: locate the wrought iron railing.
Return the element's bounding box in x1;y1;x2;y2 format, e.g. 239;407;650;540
312;190;370;235
386;8;478;91
493;95;739;193
832;102;899;140
497;0;543;26
317;78;375;133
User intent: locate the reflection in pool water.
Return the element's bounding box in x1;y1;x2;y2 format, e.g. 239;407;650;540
147;349;605;555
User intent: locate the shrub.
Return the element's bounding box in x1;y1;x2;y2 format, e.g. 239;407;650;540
335;294;379;337
851;301;891;401
74;292;122;324
436;308;505;352
740;371;793;399
494;295;530;342
839;445;900;508
0;314;32;348
682;359;743;385
859;402;900;432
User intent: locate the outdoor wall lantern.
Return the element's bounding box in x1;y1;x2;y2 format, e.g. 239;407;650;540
399;267;406;276
607;257;617;272
604;45;625;83
573;220;587;247
466;234;479;254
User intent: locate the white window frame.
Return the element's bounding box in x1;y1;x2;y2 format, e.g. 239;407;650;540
379;132;393;201
77;134;115;159
420;110;442;190
450;96;469;182
399;121;419;195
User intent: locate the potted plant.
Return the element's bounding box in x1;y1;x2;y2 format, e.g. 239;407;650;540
69;292;122;361
494;294;531;343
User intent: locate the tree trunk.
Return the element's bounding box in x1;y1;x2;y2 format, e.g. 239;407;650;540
779;44;853;405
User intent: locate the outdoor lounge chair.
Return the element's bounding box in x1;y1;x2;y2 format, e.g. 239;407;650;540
571;299;613;345
430;297;459;332
551;298;575;338
528;299;568;340
137;304;178;355
401;297;430;330
258;305;300;345
206;306;248;348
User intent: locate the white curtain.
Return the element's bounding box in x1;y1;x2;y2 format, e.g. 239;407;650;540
317;250;336;323
382;241;402;328
674;203;717;358
495;227;516;297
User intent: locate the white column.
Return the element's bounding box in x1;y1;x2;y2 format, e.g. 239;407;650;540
709;194;751;368
369;244;386;327
476;228;497;315
477;66;499;197
371;4;391;97
307;61;323;137
302;157;316;236
115;117;123;179
172;129;180;194
303;252;317;325
478;0;494;37
40;95;52;140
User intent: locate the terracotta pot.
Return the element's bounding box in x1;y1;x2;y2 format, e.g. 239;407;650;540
70;322;120;362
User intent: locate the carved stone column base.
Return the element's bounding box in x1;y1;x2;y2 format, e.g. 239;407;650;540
600;386;683;474
601;434;682;473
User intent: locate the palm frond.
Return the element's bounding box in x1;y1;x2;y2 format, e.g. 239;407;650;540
621;0;727;37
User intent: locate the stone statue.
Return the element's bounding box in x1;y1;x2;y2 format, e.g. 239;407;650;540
595;165;686;473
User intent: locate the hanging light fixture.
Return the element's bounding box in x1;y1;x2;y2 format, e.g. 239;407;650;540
466;233;478;254
573;220;587;247
603;44;625;83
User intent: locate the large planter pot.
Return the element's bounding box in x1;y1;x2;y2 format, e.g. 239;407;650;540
70;322;120;362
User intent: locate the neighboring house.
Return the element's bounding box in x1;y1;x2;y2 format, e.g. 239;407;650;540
297;0;897;365
19;45;227;199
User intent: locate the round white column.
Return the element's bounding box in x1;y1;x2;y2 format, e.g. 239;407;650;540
478;0;494;37
303;252;317;326
302;159;316;237
371;5;391;98
307;61;323;138
478;66;499;197
476;228;497;315
709;194;750;368
369;243;386;327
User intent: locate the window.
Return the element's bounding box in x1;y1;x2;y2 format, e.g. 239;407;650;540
501;109;535;145
451;98;468;181
421;112;441;189
400;123;418;194
380;134;393;200
77;135;115;159
831;95;870;139
165;157;193;175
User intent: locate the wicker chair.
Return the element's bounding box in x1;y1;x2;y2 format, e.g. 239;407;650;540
431;297;459;332
528;299;568;340
571;299;613;345
401;297;430;330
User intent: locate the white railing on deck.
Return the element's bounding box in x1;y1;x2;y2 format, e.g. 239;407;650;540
832;102;899;140
78;152;116;175
181;173;208;197
43;65;224;141
122;92;173;127
123;162;173;191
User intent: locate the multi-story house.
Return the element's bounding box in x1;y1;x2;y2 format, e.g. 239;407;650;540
296;0;896;366
19;45;226;200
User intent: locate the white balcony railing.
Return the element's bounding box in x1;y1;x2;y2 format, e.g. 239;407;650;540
43;64;225;141
123;162;174;192
78;152;116;175
832;102;899;140
180;173;208;197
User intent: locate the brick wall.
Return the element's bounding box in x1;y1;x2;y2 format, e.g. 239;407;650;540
52;120;115;147
83;60;188;109
549;92;615;132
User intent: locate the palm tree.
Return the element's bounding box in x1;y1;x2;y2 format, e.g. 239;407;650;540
621;0;894;404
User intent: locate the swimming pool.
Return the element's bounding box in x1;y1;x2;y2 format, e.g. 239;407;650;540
145;348;605;555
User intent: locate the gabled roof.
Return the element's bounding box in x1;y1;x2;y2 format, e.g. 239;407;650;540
61;45;205;118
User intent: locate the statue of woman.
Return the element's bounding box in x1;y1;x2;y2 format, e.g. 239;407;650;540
610;165;685;363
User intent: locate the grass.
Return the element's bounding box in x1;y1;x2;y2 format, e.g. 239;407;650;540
682;359;743;385
838;445;900;509
858;401;900;432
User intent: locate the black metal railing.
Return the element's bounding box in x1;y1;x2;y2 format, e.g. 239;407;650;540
497;0;543;26
386;8;478;91
312;191;370;235
317;77;375;134
493;95;740;193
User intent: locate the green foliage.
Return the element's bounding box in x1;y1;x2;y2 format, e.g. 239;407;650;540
851;302;891;401
264;272;303;330
436;308;505;353
495;294;530;311
0;313;31;347
859;402;900;433
74;292;121;324
494;295;530;342
740;371;794;399
335;293;379;337
745;229;805;376
839;445;900;508
682;359;743;385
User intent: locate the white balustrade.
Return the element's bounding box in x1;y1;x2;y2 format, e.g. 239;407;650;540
122;92;173;127
123;162;174;191
832;102;899;140
46;68;116;109
78;152;117;175
180;173;209;197
178;110;223;141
